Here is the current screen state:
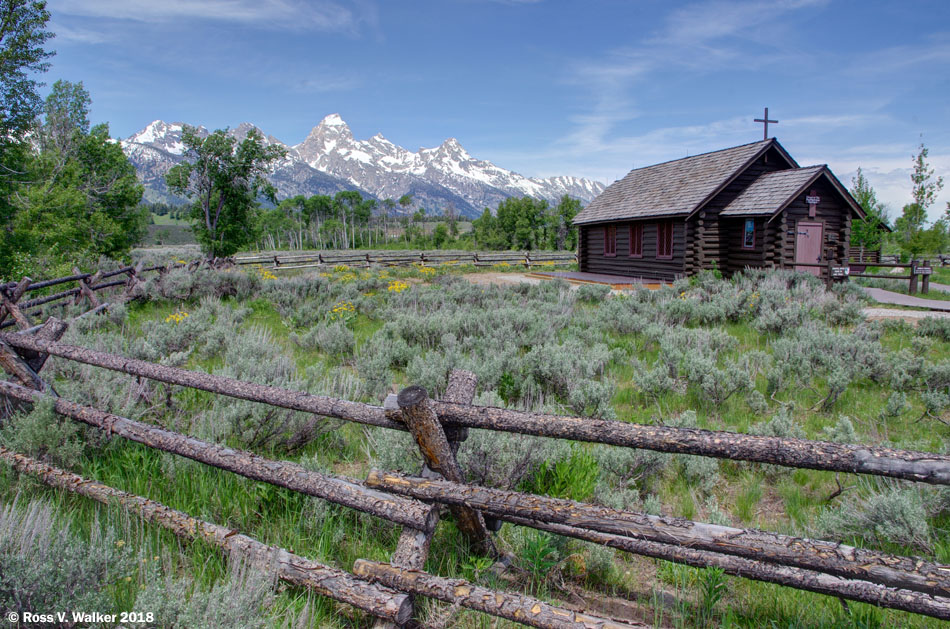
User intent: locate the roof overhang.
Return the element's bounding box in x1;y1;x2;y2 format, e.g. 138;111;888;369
685;138;799;221
763;167;869;224
575;212;691;226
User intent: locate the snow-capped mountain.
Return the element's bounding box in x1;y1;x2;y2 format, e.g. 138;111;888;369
121;114;605;217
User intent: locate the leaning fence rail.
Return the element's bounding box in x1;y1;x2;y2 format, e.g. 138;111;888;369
2;317;950;623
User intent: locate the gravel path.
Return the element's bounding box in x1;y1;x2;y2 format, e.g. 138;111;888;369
862;308;950;322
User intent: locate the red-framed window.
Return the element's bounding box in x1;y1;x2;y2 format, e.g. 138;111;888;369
742;219;755;249
629;224;643;257
657;221;674;259
604;225;617;257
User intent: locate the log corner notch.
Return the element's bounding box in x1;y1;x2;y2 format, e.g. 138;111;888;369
0;316;66;398
395;383;498;558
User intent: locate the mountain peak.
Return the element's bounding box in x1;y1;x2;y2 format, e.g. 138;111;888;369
319;113;347;128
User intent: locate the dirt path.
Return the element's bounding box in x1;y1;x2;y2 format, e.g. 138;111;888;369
862;308;950;322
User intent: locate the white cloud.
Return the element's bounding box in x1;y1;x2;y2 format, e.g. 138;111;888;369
50;0;360;33
558;0;826;159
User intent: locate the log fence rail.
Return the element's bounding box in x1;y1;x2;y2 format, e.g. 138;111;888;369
233;249;577;271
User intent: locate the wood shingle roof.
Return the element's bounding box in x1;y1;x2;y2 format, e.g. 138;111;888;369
719;165;826;216
573;139;780;225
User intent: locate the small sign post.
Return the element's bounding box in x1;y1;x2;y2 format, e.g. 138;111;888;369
806;190;820;218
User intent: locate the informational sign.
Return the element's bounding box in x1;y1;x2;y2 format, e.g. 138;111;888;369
917;266;933;276
830;266;850;278
805;195;821;205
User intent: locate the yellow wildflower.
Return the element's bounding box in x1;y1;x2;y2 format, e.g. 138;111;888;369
164;310;189;324
388;280;410;293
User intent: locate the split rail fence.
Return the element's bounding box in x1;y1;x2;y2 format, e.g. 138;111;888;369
0;258;238;331
234;249;577;272
1;304;950;624
848;259;935;295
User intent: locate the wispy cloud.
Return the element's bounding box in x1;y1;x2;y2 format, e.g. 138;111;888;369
559;0;826;157
51;0;361;33
49;20;109;44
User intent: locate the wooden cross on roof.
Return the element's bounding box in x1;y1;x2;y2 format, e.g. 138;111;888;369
754;107;778;140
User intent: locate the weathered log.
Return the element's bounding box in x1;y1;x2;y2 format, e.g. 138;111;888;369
365;470;950;599
0;381;435;531
397;385;497;558
6;334;950;487
0;333;406;430
22;317;69;373
73;267;101;307
0;340;53;394
374;370;480;629
499;515;950;620
0;277;31;328
0;287;32;330
353;560;645;629
15;279;125;312
0;447;412;624
428;401;950;486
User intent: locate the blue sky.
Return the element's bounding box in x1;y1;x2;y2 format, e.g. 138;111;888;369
46;0;950;221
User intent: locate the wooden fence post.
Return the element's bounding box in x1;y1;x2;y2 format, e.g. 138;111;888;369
922;259;930;294
0;278;33;330
374;369;479;629
72;268;101;308
396;384;498;558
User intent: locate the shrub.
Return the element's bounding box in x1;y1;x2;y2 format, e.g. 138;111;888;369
0;499;133;619
750;405;805;439
198;328;336;452
292;322;355;358
134;561;274;629
0;397;85;468
916;317;950;342
881;392;908;418
822;416;858;444
576;283;610;303
817;484;933;552
458;430;557;491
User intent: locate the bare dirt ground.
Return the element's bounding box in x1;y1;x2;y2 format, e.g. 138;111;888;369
461;271;548;288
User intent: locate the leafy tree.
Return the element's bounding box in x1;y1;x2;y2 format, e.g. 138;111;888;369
551;194;581;250
431;222;449;248
891;142;945;257
0;0;54;275
40;78;88;154
0;0;54;141
848;168;889;251
4;81;145;276
166;126;285;258
496;196;548;250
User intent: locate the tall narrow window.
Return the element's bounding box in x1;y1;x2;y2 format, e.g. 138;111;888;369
629;224;643;257
657;220;674;259
742;219;755;249
604;225;617;257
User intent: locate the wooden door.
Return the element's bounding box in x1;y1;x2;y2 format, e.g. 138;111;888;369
795;222;823;277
